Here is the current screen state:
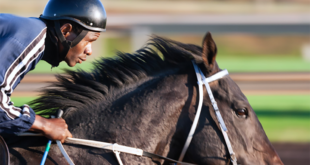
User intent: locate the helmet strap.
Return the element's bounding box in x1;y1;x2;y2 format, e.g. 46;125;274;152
54;21;88;60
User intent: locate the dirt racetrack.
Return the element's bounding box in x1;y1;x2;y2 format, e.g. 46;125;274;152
272;143;310;165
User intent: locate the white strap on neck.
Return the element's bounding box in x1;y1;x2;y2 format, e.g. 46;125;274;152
178;62;205;162
178;61;237;165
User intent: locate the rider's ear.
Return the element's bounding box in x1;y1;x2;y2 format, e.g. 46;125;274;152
60;23;73;38
202;32;217;72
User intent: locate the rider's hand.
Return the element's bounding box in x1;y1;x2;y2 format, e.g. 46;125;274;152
29;115;72;143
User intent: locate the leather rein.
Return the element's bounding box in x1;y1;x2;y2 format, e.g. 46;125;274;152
18;61;237;165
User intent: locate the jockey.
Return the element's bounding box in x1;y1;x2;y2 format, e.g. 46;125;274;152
0;0;107;143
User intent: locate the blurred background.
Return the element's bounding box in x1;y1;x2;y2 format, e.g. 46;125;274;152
1;0;309;164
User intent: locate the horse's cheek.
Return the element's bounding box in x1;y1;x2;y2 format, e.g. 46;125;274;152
187;124;227;164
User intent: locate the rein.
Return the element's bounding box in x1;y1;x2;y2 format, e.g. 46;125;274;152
17;133;195;165
18;61;237;165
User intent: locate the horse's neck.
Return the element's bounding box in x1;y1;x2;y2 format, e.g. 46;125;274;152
68;71;194;158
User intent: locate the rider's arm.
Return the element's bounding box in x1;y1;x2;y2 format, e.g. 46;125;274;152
0;101;36;134
0;56;72;141
0;14;46;134
0;14;71;142
0;96;72;142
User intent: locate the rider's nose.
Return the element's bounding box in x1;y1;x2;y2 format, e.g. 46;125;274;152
85;44;92;56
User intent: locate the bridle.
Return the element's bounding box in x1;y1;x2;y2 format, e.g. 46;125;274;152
178;61;237;165
19;61;237;165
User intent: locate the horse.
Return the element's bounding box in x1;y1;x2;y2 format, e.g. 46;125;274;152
3;32;283;165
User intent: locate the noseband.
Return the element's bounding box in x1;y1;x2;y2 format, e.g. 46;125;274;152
178;61;237;165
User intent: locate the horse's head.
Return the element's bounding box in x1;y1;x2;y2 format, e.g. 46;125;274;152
174;32;283;165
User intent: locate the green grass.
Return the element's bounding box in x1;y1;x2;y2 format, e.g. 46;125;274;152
247;95;310;142
247;95;310;112
259;117;310;142
29;60;95;74
216;56;310;72
10;97;37;107
11;94;310;142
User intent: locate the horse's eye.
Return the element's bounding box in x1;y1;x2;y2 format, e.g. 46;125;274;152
236;108;248;118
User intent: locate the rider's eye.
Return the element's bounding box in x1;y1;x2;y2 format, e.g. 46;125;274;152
235;108;248;118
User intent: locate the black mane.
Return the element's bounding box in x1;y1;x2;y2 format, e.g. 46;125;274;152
31;36;204;116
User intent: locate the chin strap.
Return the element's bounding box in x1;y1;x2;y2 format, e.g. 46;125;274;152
54;21;88;60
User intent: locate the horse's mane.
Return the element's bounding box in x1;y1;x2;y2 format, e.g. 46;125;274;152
31;36;204;116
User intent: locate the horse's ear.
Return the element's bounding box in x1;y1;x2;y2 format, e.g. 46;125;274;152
202;32;217;72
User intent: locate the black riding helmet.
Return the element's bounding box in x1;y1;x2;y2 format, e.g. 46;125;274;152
40;0;107;32
39;0;107;66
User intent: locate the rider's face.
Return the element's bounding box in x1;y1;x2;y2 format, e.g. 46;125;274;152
64;31;100;67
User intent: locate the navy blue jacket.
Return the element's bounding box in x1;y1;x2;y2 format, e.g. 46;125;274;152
0;14;47;134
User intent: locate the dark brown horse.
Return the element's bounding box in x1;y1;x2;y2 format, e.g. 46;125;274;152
4;32;283;165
